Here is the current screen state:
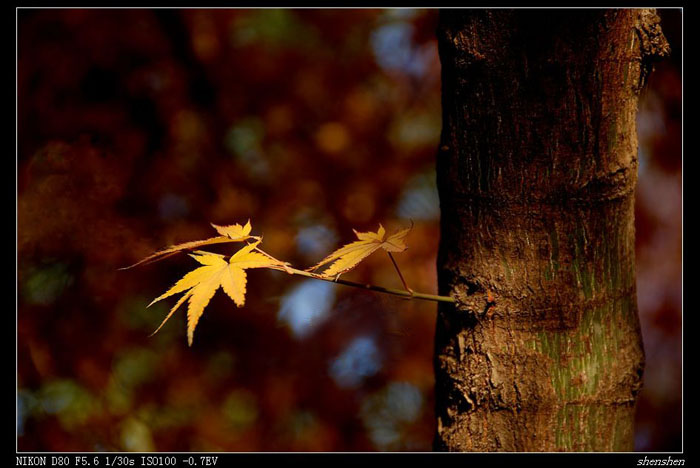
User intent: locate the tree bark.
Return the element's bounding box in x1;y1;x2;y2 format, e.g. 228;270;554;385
434;9;669;451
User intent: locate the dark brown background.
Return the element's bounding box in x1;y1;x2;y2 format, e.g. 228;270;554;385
17;9;681;451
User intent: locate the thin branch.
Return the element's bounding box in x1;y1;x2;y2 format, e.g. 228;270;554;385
387;251;413;294
275;265;454;304
247;243;454;303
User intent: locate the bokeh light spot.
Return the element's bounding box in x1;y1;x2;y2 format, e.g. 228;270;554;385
360;381;424;450
315;122;350;155
329;336;382;389
295;224;338;259
278;279;335;339
22;262;74;306
121;417;156;452
37;380;99;429
342;188;376;224
222;390;258;430
395;170;440;221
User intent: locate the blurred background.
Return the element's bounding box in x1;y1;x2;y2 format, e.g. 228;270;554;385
17;9;681;452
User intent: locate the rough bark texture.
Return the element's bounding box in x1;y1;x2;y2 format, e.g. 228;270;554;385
434;9;669;451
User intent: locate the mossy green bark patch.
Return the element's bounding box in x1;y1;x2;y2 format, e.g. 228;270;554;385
525;294;638;450
529;296;634;400
553;402;632;451
545;206;633;301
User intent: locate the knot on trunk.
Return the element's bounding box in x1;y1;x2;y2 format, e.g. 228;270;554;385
634;9;671;91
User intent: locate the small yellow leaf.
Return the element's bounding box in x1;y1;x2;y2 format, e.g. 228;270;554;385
309;223;411;278
353;224;385;241
383;226;411;253
148;243;290;346
120;220;258;270
210;219;253;240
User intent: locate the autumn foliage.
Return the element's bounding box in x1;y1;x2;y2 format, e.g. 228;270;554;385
17;8;680;452
127;220;418;346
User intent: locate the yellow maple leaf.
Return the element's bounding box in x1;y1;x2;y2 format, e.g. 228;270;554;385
120;220;257;270
308;223;411;278
148;240;289;346
210;220;253;239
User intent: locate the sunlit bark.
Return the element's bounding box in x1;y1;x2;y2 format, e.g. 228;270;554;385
434;9;669;451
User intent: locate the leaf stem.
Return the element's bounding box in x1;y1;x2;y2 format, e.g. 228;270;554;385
387;251;413;294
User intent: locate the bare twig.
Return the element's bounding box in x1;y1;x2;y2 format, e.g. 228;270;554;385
275;265;454;304
248;244;453;303
387;251;413;295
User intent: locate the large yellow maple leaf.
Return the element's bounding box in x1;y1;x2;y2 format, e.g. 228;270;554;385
308;224;411;278
148;241;289;346
120;220;257;270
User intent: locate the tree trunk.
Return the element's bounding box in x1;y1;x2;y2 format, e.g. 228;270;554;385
434;9;669;451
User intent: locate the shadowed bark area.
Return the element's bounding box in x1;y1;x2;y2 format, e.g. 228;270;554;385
434;9;668;451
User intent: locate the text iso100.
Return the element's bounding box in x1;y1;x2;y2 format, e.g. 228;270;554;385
140;458;177;466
